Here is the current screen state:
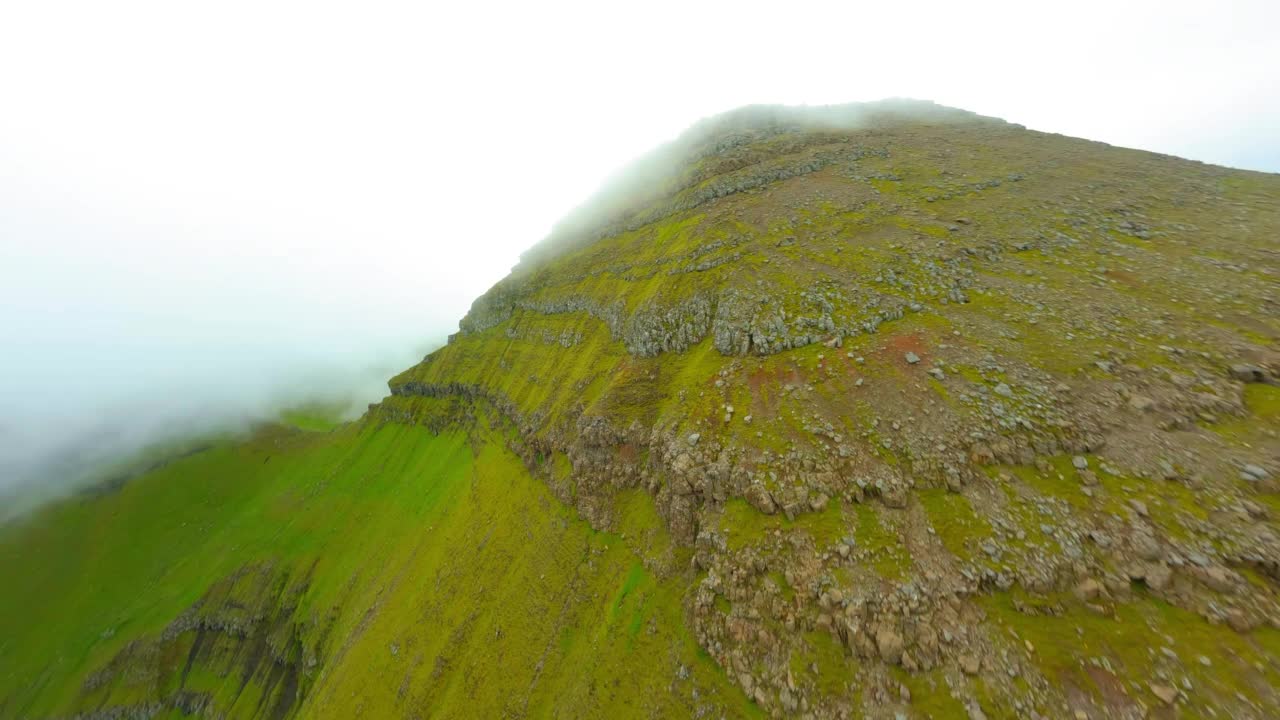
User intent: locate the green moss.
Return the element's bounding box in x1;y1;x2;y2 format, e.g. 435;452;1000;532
766;571;796;602
0;417;758;719
714;595;732;615
1245;383;1280;421
790;630;854;696
612;488;678;570
919;489;990;560
853;503;909;579
719;497;846;552
893;667;970;719
982;589;1280;713
278;401;353;432
1211;383;1280;444
608;563;650;641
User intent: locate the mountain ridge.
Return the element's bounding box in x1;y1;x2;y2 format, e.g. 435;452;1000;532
517;99;1005;268
385;98;1280;716
3;100;1280;719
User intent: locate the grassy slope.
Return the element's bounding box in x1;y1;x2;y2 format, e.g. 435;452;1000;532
0;419;755;719
393;121;1280;454
379;119;1280;717
4;112;1279;719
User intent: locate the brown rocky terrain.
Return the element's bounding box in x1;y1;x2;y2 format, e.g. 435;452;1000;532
383;100;1280;718
4;100;1278;720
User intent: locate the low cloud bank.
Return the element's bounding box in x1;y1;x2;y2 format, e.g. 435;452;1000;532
0;323;443;522
0;175;466;520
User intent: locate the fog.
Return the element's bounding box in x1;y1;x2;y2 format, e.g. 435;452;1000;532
2;1;1278;510
522;100;992;266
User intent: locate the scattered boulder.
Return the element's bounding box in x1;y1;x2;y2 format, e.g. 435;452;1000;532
1149;683;1179;705
1145;562;1173;591
1229;364;1268;383
745;483;777;514
1074;578;1103;602
1241;464;1270;481
876;628;904;665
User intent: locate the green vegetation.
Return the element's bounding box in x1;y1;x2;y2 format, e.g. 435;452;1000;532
853;502;909;579
278;400;355;432
983;589;1280;716
919;489;990;560
1245;383;1280;421
790;631;853;697
6;101;1280;718
0;418;756;719
718;497;845;551
894;668;970;719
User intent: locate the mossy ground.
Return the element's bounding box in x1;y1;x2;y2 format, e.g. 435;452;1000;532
981;589;1280;718
0;418;757;719
6;107;1280;719
718;497;845;552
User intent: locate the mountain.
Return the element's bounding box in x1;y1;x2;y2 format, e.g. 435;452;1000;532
3;99;1280;720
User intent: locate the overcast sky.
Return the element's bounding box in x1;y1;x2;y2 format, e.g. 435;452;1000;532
1;0;1277;501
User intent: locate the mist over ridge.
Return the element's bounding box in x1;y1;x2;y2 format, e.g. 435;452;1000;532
521;99;1000;268
4;91;1276;518
3;1;1278;522
2;98;990;514
1;3;1279;716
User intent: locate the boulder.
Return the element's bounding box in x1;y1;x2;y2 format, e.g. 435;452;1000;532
876;628;904;664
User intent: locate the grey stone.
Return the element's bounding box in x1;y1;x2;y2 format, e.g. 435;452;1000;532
1229;364;1267;383
876;628;904;664
1242;463;1269;480
1149;683;1179;705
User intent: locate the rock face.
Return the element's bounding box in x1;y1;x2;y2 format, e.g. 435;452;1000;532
0;96;1239;717
77;564;323;720
375;106;1280;719
19;100;1275;720
378;100;1280;720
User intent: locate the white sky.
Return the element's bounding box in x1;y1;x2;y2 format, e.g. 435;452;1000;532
1;0;1278;497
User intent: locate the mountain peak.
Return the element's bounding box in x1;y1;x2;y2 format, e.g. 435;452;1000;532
7;100;1280;719
519;99;1005;270
382;102;1280;715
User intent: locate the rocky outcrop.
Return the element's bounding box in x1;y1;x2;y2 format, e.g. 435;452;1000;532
69;563;327;720
382;100;1280;718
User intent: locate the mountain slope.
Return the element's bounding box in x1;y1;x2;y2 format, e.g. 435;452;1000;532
1;422;755;719
4;100;1280;719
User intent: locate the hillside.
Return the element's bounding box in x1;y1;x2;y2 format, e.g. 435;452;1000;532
3;100;1280;719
